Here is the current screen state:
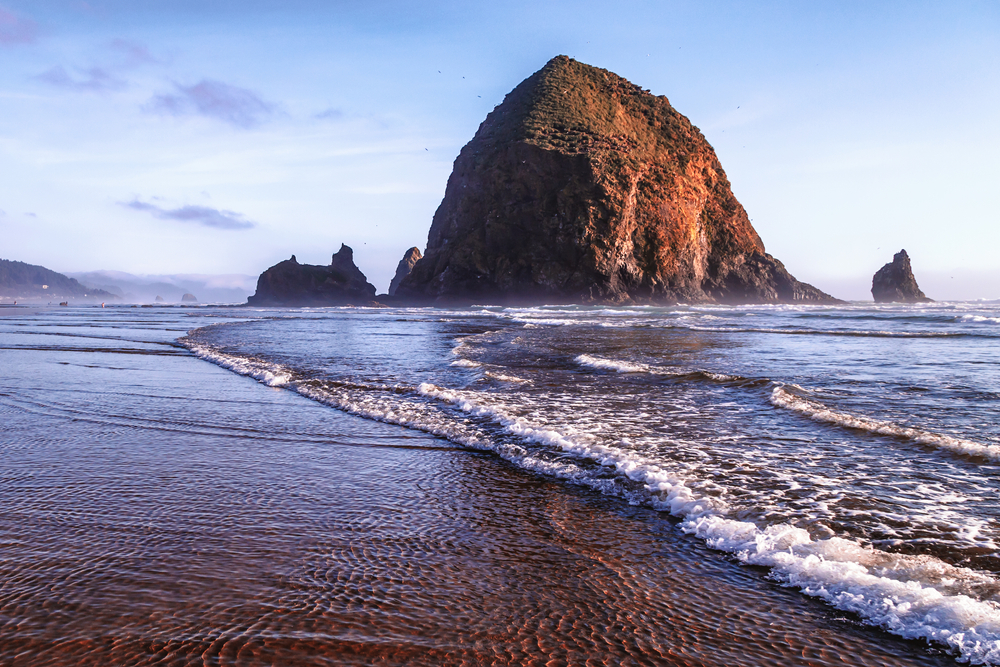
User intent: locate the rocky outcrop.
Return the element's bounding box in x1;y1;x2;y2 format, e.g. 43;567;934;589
872;250;931;303
388;247;422;296
247;245;378;306
181;293;198;303
397;56;838;305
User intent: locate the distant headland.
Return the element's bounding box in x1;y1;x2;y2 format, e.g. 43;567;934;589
0;259;117;304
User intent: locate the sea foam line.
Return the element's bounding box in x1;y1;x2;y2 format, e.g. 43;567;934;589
416;381;1000;665
770;385;1000;462
183;336;1000;664
575;354;743;382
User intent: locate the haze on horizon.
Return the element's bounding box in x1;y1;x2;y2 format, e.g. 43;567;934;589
1;0;997;299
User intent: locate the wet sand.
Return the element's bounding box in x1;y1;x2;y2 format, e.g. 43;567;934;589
0;313;954;666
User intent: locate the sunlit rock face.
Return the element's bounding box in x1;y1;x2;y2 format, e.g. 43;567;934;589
872;250;932;303
248;245;377;306
398;56;838;305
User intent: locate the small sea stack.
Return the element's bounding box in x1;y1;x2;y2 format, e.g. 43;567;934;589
872;250;932;303
181;293;198;303
247;245;377;306
388;247;422;296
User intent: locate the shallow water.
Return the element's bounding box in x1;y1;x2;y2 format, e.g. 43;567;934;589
1;302;997;665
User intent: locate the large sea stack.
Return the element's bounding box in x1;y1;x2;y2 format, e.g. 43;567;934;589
872;249;931;303
247;245;377;306
397;56;837;305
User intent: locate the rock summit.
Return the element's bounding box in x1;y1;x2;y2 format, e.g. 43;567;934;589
397;56;837;305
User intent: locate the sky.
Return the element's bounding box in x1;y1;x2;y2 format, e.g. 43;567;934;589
0;0;998;298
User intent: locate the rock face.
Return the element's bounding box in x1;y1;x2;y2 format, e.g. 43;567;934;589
181;293;198;303
388;247;423;296
397;56;837;305
872;250;931;303
247;245;377;306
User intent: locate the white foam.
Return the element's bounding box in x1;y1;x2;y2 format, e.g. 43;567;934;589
575;354;649;373
484;371;531;384
771;385;1000;462
450;358;481;368
183;335;1000;664
185;340;292;387
415;381;1000;664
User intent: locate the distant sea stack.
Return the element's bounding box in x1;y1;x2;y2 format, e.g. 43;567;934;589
388;247;422;296
872;250;931;303
397;56;838;305
247;245;377;306
181;293;198;303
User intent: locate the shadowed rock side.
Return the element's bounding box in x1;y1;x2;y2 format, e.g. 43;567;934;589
387;247;422;296
872;250;931;303
247;245;377;306
397;56;838;305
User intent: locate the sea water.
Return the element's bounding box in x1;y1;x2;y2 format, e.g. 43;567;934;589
2;302;998;665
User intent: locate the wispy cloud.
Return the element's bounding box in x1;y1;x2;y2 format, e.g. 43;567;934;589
315;107;344;120
0;6;37;46
122;199;256;230
109;38;159;66
147;79;275;128
36;65;126;92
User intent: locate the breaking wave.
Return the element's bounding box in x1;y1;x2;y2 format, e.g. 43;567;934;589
770;385;1000;462
182;332;1000;665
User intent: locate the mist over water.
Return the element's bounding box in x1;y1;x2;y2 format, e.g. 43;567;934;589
1;302;998;665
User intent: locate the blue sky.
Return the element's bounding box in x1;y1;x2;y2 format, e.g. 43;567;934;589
1;0;997;298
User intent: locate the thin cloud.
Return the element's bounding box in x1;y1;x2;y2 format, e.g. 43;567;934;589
36;65;126;92
0;6;37;46
109;38;159;66
147;79;275;128
123;199;256;230
315;107;344;120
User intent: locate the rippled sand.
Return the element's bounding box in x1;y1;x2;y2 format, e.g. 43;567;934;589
0;307;954;665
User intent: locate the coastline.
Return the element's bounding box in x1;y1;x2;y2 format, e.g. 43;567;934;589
0;306;960;665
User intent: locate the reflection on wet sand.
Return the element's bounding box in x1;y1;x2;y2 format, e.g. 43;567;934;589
0;310;951;665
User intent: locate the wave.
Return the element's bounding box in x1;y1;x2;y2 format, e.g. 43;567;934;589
575;354;649;373
574;354;750;384
418;382;1000;665
961;315;1000;324
681;325;968;338
182;333;1000;664
770;385;1000;462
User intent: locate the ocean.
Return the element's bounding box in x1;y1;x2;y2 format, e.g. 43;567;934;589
2;301;999;665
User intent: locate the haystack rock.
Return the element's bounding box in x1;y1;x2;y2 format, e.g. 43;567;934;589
397;56;838;305
388;247;422;296
247;245;377;306
872;249;931;303
181;293;198;303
